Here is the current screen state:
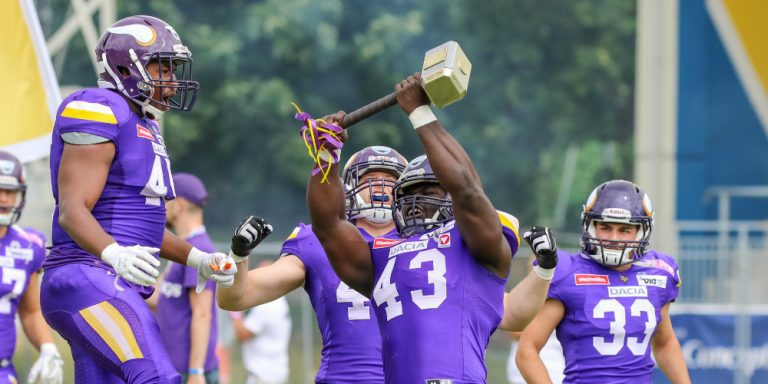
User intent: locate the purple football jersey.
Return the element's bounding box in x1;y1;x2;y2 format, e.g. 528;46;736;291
368;212;520;384
0;226;46;360
280;223;386;384
46;88;175;297
548;250;681;383
157;227;218;374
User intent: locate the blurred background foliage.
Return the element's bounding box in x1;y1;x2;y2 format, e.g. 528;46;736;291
37;0;637;241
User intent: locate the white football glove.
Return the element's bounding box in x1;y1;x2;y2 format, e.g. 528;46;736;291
187;248;238;293
28;343;63;384
100;243;161;286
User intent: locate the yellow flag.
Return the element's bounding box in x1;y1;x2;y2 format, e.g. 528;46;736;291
0;0;61;162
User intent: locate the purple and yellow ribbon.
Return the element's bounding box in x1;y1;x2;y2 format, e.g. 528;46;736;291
291;102;344;183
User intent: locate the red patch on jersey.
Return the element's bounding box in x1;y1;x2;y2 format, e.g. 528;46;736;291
575;274;610;285
137;124;154;140
373;237;403;249
437;233;451;248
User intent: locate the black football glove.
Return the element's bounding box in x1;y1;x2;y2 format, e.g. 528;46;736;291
230;216;273;262
523;226;558;270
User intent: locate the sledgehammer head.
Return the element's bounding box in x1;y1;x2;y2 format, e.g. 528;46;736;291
421;41;472;108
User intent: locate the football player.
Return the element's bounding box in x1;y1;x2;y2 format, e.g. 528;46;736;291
306;74;556;383
41;15;237;383
219;146;408;383
516;180;691;383
0;151;63;384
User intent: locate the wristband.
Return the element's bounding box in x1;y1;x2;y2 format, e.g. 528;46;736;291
408;105;437;129
188;367;204;375
534;265;555;281
186;247;206;268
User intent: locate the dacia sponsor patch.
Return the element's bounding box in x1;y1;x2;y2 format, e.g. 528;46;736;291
5;247;33;261
389;239;428;257
575;274;610;285
373;237;403;249
136;124;154;140
607;285;648;298
636;274;667;288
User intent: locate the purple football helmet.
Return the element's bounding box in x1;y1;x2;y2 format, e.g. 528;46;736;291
0;151;26;226
392;155;453;237
343;146;408;224
95;15;199;120
580;180;654;267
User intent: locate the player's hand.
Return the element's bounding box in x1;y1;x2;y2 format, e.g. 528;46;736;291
28;343;63;384
395;73;431;114
100;243;161;286
188;249;238;293
230;216;273;262
523;226;558;270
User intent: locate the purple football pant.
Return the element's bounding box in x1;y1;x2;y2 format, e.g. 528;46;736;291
41;264;180;384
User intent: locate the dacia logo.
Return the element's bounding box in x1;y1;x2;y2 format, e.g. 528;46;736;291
389;239;428;257
607;286;648;298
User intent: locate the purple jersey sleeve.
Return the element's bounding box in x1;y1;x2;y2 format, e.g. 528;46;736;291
279;223;310;263
55;88;132;141
546;250;575;302
497;210;520;257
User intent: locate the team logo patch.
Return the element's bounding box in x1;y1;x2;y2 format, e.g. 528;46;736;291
608;285;648;298
373;237;403;249
0;160;15;175
426;380;453;384
636;274;667;288
575;274;610;285
137;124;154;140
436;233;451;248
389;239;428;257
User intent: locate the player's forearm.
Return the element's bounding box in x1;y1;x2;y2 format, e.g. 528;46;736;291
500;271;551;331
415;122;483;197
58;203;114;256
516;346;554;384
654;338;691;384
217;261;250;310
20;311;54;350
307;163;347;228
160;229;193;265
188;307;212;372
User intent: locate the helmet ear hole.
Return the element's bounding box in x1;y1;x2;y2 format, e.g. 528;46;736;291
117;66;131;77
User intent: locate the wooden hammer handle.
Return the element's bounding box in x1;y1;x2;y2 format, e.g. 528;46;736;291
340;92;398;128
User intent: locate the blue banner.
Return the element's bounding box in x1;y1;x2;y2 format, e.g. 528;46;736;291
652;310;768;383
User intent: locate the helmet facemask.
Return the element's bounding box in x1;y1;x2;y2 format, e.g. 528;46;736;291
393;182;453;238
581;214;653;267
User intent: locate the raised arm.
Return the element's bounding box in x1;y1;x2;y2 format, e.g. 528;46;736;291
305;112;374;296
396;74;510;277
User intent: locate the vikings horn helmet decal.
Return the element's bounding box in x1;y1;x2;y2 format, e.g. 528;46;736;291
95;15;199;120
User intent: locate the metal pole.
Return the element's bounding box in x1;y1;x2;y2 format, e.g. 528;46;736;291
734;225;750;384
